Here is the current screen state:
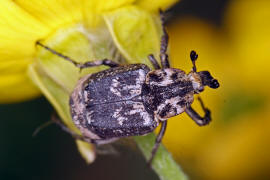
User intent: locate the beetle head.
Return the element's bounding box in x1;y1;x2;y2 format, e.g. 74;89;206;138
198;71;219;89
188;50;219;93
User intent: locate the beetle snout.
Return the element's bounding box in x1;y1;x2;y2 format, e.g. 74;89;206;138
209;79;219;89
198;71;220;89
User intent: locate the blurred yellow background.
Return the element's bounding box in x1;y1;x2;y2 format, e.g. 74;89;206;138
164;1;270;179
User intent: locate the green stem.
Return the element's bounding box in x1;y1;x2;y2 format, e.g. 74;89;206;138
135;134;188;180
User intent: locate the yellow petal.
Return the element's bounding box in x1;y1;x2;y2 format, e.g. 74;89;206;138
0;58;32;74
136;0;180;11
83;0;135;27
0;57;40;103
104;5;161;67
0;72;40;103
0;0;50;60
13;0;83;30
84;0;135;12
0;0;51;103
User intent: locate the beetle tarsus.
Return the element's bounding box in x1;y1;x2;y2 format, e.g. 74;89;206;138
185;97;211;126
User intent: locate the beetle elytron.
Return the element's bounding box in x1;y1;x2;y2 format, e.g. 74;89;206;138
36;13;219;165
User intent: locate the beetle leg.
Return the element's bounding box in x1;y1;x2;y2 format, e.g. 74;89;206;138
159;10;170;69
36;41;120;71
148;54;161;69
51;113;119;145
32;120;54;137
148;120;168;166
51;113;94;142
77;59;119;70
185;97;211;126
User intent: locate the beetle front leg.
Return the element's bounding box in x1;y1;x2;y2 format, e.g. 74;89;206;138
159;10;170;69
147;11;170;70
36;41;120;71
148;120;167;166
148;54;161;69
185;97;211;126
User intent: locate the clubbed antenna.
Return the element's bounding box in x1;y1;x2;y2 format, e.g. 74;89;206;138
190;50;198;72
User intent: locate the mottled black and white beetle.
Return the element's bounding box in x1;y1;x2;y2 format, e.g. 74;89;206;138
36;13;219;165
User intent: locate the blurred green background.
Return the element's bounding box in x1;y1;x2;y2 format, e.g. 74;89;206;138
1;0;270;179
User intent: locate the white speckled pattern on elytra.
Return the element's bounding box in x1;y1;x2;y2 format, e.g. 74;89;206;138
110;69;146;97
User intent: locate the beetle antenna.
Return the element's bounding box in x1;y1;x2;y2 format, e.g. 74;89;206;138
190;50;198;72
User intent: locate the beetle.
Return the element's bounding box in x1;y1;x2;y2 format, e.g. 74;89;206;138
36;13;219;165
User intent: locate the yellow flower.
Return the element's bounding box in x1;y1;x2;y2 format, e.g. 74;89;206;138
0;0;180;169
